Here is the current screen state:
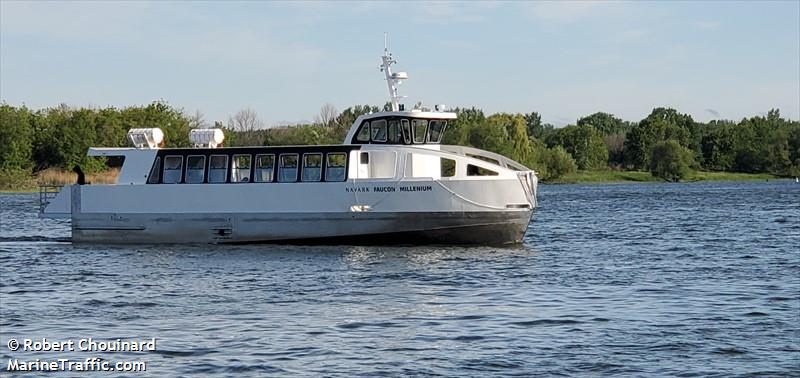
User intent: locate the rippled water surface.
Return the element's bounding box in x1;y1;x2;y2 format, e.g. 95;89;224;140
1;181;799;376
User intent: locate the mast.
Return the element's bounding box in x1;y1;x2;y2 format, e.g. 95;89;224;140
380;33;407;112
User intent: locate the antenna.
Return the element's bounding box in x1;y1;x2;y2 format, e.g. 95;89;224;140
379;33;407;112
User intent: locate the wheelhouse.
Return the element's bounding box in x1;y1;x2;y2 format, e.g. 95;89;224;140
344;111;457;145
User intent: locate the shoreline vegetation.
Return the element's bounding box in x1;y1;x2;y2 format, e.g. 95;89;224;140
2;102;799;191
546;170;780;184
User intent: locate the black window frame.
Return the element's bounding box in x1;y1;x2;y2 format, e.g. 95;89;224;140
355;121;371;142
208;154;229;183
278;153;299;183
147;157;162;184
254;154;275;183
325;152;347;182
412;119;428;144
185;155;206;184
231;154;252;183
162;155;184;184
301;153;323;182
370;119;388;143
428;120;447;143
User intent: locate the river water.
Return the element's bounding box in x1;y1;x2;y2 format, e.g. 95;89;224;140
1;181;798;376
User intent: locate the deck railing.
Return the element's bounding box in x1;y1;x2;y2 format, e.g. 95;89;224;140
38;185;63;214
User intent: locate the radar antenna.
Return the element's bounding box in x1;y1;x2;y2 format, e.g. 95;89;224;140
380;33;407;112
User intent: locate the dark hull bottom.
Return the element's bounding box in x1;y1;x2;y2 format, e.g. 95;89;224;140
230;221;530;246
72;210;534;245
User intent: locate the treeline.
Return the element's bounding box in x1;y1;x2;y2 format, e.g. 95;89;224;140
1;101;799;189
444;107;800;181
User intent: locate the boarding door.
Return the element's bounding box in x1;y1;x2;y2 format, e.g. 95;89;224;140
357;152;370;179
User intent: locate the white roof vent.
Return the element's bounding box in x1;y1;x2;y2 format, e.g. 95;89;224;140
189;128;225;148
127;128;164;149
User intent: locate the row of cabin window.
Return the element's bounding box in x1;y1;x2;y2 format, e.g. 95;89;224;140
355;119;446;144
151;152;348;184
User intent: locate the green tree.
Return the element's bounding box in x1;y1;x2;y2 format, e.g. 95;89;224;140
625;107;694;169
545;124;608;170
650;140;694;182
443;107;485;146
0;104;34;171
334;104;380;141
470;118;511;158
542;146;577;180
485;113;533;167
120;101;190;147
577;112;630;136
700;120;737;171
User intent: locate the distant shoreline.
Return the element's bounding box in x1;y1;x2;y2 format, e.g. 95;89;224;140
543;170;781;184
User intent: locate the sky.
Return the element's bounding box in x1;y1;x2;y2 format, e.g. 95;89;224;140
1;0;798;127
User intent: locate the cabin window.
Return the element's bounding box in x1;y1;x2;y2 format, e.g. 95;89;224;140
147;157;161;184
326;153;346;182
401;119;411;144
466;153;500;166
371;119;387;142
428;120;446;143
254;154;275;182
441;158;456;177
186;155;206;183
360;152;369;164
209;155;228;183
232;155;251;183
278;154;299;182
387;120;402;143
412;119;428;144
163;155;183;184
467;164;499;176
356;122;370;142
302;153;323;182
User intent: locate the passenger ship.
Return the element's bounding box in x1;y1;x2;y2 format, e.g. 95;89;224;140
40;45;539;245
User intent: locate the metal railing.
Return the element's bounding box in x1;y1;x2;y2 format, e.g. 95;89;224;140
38;185;63;214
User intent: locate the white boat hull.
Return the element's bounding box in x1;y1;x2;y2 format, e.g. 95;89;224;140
72;210;533;245
43;150;537;246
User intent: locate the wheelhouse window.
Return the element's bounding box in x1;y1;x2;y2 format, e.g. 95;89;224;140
278;154;298;182
209;155;228;183
302;153;322;182
254;154;275;183
370;119;387;143
428;120;446;143
326;153;346;182
467;164;498;176
401;119;411;144
387;120;402;144
232;154;251;183
163;156;183;184
356;122;370;142
147;157;161;184
412;119;428;144
185;155;206;183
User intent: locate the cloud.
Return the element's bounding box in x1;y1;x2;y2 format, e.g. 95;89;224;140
414;2;494;24
614;29;649;43
694;20;721;30
522;1;608;23
0;1;150;41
